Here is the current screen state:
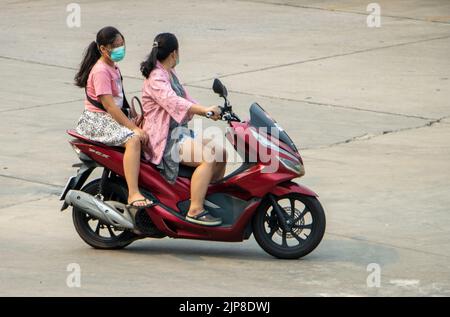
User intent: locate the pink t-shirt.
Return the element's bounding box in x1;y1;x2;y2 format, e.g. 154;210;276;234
84;60;124;112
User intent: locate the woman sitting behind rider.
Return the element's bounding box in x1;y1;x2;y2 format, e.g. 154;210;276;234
140;33;227;226
74;26;151;211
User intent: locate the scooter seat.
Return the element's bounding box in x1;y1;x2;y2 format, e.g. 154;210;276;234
67;129;106;146
178;164;196;179
67;129;196;179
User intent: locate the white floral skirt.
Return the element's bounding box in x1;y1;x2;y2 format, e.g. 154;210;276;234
75;110;134;146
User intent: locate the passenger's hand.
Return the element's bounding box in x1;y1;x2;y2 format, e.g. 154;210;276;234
205;106;221;121
133;128;148;144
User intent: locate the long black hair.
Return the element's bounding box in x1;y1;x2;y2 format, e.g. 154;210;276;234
140;33;179;78
74;26;124;88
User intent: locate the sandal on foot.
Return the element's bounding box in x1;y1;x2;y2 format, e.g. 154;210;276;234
186;210;222;226
126;199;153;212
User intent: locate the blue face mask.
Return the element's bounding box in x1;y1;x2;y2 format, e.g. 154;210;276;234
173;51;179;66
110;46;125;62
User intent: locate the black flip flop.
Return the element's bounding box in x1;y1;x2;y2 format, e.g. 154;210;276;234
185;210;222;226
126;199;153;212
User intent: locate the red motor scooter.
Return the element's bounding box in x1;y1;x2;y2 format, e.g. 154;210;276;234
60;79;326;259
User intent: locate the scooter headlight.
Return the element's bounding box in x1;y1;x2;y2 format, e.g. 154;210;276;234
250;128;305;176
279;157;305;176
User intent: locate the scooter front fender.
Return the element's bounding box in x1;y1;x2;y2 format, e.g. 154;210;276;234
270;181;318;197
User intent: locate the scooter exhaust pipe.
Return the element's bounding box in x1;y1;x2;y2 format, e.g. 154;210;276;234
65;190;135;230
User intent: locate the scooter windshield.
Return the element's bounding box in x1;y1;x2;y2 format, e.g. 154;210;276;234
248;103;298;153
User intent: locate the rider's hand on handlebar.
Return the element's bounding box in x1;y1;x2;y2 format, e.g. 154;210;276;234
133;127;149;144
205;106;221;121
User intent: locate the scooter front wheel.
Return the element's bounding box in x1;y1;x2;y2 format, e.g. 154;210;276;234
252;193;326;259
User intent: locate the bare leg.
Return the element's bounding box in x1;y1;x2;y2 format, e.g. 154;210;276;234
212;161;227;182
205;140;227;183
188;161;216;215
179;138;217;217
123;136;149;206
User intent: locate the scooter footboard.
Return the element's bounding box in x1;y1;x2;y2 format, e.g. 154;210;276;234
146;201;260;242
270;181;318;197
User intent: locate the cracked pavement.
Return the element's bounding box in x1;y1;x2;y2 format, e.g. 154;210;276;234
0;0;449;296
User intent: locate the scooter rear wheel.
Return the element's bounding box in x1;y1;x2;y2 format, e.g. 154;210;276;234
252;193;326;259
72;179;138;249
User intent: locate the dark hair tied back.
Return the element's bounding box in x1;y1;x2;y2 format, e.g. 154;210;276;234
74;26;124;88
140;33;178;78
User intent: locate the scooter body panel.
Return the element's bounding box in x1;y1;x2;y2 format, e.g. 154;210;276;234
64;98;312;243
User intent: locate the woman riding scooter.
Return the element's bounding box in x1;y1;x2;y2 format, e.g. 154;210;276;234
140;33;227;227
74;26;151;212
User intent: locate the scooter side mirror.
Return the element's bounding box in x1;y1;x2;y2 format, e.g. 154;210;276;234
213;78;228;98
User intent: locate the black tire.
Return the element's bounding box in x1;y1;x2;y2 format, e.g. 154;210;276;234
72;179;138;249
252;193;326;259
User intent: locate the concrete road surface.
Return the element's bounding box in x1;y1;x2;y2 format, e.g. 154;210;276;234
0;0;449;296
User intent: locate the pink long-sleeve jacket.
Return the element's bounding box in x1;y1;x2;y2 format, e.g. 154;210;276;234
141;61;196;164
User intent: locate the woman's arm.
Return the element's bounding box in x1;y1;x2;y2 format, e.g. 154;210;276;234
189;104;208;116
99;95;148;143
147;74;220;122
189;104;221;120
99;95;135;129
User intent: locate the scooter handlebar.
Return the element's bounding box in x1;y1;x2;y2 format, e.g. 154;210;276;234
206;106;224;119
